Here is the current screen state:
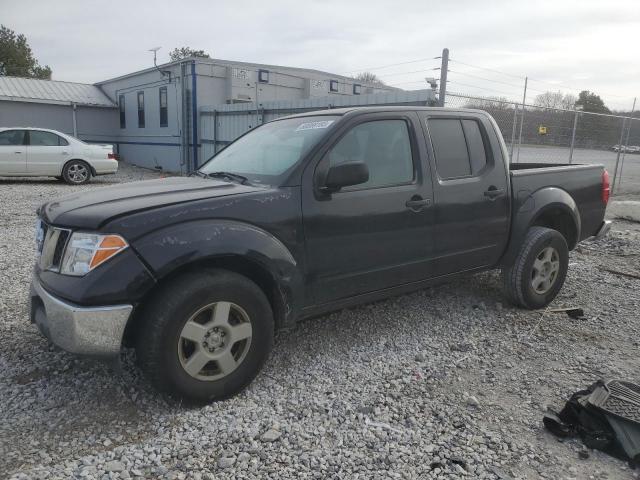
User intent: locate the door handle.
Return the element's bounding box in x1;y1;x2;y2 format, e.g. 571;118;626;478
406;197;431;211
484;187;505;199
14;151;22;154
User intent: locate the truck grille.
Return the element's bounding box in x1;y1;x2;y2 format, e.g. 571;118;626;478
37;221;71;272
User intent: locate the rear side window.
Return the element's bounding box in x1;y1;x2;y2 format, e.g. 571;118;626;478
428;118;487;179
462;120;487;174
327;119;414;189
29;131;69;146
0;130;26;145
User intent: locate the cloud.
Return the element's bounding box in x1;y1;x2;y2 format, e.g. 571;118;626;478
2;0;638;109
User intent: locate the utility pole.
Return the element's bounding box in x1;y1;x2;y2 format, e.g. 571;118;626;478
615;97;637;193
438;48;449;107
568;105;582;164
515;76;528;163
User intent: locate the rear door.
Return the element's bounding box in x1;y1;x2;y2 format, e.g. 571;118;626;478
301;112;436;305
26;130;72;176
418;111;510;275
0;130;27;174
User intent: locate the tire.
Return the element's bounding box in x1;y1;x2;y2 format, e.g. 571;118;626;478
136;269;274;403
62;160;91;185
502;226;569;309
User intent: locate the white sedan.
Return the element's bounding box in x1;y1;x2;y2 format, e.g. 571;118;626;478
0;128;118;184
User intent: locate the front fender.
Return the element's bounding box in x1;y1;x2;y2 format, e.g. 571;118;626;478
502;186;581;266
132;219;302;327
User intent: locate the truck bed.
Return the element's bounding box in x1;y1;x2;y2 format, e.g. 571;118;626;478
509;163;607;243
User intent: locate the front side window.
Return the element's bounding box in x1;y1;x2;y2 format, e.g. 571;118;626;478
119;94;126;129
327;119;414;190
159;87;168;127
200;116;339;186
29;131;68;146
0;130;26;145
137;91;145;128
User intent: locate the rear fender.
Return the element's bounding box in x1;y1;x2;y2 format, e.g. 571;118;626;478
501;187;581;266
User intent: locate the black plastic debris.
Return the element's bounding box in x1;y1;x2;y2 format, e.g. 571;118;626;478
549;307;585;319
544;380;640;468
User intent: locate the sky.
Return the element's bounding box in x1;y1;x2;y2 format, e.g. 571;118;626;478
2;0;639;110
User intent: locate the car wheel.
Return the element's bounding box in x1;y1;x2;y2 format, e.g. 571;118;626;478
502;226;569;309
136;269;274;403
62;160;91;185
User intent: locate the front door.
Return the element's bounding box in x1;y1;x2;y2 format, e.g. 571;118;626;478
418;112;510;275
26;130;72;176
302;113;435;305
0;130;27;174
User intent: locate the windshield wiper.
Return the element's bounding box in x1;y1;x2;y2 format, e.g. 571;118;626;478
207;171;249;185
189;170;208;178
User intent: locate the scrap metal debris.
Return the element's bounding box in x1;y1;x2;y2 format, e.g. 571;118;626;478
543;380;640;468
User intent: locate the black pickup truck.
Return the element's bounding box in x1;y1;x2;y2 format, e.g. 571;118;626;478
30;107;611;402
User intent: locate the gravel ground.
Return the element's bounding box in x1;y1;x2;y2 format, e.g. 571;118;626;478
1;164;639;480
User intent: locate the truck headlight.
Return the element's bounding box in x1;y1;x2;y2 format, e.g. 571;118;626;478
60;233;128;276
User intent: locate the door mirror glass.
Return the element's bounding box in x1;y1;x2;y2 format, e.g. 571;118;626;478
323;161;369;191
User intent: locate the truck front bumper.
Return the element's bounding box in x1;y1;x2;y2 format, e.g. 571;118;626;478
30;279;132;357
594;220;612;240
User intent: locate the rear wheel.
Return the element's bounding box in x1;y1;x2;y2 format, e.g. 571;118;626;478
503;226;569;309
136;269;274;403
62;160;91;185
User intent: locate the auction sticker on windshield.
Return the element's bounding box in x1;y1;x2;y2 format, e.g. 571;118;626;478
295;120;334;131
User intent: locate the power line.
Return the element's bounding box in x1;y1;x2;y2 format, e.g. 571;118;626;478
448;58;524;80
447;69;535;91
376;67;440;79
445;80;522;101
340;56;439;75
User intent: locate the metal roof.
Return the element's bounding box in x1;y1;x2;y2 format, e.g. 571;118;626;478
0;76;116;107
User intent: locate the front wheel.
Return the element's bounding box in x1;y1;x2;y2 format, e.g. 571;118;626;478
62;160;91;185
502;226;569;309
136;270;274;403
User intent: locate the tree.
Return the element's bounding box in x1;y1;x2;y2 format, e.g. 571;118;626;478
169;47;211;62
463;96;513;111
0;25;52;79
354;71;385;85
575;90;610;114
534;91;577;110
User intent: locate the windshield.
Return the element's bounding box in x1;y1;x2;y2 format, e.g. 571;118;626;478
199;115;339;186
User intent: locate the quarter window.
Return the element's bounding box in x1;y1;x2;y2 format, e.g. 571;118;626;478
137;91;145;128
29;131;68;146
327;119;414;190
119;94;126;129
428;118;487;179
0;130;26;145
159;87;168;127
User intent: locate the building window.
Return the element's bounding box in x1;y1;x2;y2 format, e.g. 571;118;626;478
353;84;362;95
329;80;339;92
258;69;269;83
137;91;145;128
118;95;126;129
159;87;168;127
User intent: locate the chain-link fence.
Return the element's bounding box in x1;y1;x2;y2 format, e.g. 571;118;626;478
445;92;640;196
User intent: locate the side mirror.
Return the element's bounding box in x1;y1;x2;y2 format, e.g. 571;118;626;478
323;161;369;192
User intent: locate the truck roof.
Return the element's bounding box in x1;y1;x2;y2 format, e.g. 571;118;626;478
281;106;490;119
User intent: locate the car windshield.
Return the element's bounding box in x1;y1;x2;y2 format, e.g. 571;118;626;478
199;115;339;186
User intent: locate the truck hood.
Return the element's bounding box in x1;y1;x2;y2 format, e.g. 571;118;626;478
40;177;263;229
